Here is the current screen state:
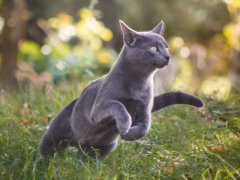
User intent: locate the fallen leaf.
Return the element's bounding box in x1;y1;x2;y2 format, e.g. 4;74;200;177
43;117;50;125
163;163;175;175
198;108;211;118
209;144;224;153
169;115;181;121
21;103;30;115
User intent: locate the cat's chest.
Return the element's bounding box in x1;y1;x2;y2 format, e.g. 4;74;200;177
120;85;153;117
128;79;153;102
129;86;151;103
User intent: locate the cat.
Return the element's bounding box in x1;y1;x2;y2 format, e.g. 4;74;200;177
39;20;203;159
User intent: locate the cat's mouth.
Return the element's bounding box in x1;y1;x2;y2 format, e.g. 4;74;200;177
155;59;169;68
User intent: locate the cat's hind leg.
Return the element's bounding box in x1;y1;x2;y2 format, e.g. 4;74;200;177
39;134;73;159
39;98;77;158
39;119;75;159
38;134;73;168
39;134;56;158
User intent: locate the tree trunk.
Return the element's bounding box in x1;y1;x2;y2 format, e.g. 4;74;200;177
0;0;28;89
0;37;18;88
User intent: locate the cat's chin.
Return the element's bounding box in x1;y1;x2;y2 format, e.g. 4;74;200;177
155;63;168;69
155;60;169;68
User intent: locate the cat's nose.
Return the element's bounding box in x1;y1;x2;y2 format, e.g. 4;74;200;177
164;55;170;63
165;55;170;61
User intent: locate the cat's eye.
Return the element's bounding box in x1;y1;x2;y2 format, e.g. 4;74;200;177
150;46;158;52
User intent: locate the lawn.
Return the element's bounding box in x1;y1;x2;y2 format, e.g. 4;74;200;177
0;84;240;179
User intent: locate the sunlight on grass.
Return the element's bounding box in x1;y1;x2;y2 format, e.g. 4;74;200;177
0;85;240;179
200;76;231;100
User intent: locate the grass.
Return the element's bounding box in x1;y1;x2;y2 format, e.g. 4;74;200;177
0;84;240;179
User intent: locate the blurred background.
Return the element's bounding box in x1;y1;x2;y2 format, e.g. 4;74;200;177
0;0;240;99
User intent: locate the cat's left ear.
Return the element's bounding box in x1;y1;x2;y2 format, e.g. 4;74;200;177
119;20;138;46
152;21;165;35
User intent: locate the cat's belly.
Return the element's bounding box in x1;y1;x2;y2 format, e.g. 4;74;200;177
90;126;119;146
120;97;147;122
77;120;119;146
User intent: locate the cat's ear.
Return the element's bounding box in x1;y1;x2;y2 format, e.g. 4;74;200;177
152;21;165;35
119;20;138;46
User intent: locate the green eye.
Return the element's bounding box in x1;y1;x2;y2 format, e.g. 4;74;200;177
150;46;158;52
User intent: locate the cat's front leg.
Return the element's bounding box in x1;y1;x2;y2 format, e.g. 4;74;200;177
90;100;132;135
120;114;151;141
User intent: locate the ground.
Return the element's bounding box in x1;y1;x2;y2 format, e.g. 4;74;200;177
0;84;240;179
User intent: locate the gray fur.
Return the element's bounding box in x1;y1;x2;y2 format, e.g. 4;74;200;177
39;20;203;159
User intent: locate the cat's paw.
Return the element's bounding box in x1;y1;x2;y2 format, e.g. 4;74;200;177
118;126;130;135
116;114;132;135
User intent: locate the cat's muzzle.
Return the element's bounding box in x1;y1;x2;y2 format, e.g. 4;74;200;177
155;57;170;68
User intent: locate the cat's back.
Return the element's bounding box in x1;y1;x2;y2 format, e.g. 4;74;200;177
71;77;103;121
81;76;104;96
74;76;105;113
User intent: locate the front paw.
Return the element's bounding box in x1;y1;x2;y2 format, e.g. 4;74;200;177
116;115;132;135
118;124;130;135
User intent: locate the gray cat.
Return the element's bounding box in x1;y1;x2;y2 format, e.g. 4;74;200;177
39;20;203;159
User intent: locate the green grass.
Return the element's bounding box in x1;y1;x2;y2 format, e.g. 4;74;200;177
0;84;240;179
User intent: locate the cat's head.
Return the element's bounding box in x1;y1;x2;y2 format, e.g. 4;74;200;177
119;20;170;69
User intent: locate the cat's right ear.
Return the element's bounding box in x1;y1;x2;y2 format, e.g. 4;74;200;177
119;20;138;46
152;21;165;35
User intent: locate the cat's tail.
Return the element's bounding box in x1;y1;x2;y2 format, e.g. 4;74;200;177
152;91;203;113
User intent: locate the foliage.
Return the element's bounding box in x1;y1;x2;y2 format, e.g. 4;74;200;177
223;0;240;50
114;0;230;41
1;1;240;178
19;8;117;83
0;86;240;179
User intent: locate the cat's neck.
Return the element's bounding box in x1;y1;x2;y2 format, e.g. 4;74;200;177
110;46;156;83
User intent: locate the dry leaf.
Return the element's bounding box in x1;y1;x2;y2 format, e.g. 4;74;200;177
198;108;211;118
163;163;175;175
21;103;30;115
209;144;224;153
169;115;181;121
43;117;50;125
